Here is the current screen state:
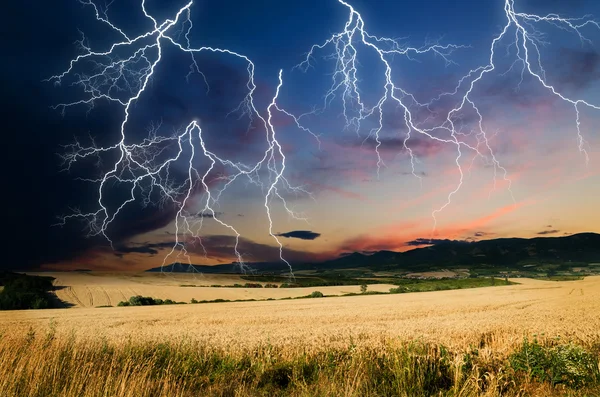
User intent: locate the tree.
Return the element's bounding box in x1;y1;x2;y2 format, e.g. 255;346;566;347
360;284;368;294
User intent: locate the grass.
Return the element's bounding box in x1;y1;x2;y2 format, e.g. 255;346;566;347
389;277;514;293
1;330;598;396
111;278;513;308
2;276;599;395
545;276;584;282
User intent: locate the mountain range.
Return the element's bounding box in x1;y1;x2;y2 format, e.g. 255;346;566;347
147;232;600;274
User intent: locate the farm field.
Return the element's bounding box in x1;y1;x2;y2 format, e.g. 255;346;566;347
2;276;600;396
2;275;598;349
25;272;398;308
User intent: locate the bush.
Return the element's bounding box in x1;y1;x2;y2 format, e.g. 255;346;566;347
117;296;184;307
0;272;56;310
280;283;301;288
309;291;324;298
509;338;600;388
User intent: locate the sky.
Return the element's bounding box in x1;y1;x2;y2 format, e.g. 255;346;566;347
3;0;600;272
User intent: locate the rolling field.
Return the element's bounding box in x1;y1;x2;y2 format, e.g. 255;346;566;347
25;272;397;308
2;275;600;396
2;275;599;350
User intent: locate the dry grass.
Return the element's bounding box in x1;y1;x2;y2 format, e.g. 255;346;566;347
2;276;599;351
0;324;598;396
1;276;599;395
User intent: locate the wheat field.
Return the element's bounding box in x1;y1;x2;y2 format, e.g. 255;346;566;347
2;276;599;351
25;272;397;308
1;276;600;396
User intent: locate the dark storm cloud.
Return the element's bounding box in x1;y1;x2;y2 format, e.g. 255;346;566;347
343;135;445;157
0;0;125;270
115;242;177;255
555;48;600;90
115;235;322;263
276;230;321;240
193;212;224;218
405;238;470;246
483;47;600;108
537;229;560;235
198;235;321;262
473;231;495;238
0;0;278;271
400;171;428;177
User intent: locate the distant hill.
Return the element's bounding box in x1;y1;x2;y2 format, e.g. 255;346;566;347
147;233;600;274
320;232;600;272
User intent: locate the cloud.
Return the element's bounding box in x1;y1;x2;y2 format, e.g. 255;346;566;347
405;238;470;246
537;229;560;235
556;48;600;90
276;230;322;240
305;181;370;202
115;235;324;264
481;47;600;109
342;135;445;158
474;231;493;237
192;211;224;218
194;235;323;262
337;199;535;254
115;242;176;256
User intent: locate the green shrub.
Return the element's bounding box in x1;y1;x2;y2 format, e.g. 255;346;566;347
117;296;184;307
509;338;600;387
309;291;324;298
0;272;55;310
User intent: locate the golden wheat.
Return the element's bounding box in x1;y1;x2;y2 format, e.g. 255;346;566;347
1;276;600;396
1;276;599;353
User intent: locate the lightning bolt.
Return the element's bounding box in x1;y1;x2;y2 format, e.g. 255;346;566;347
48;0;315;276
50;0;598;270
295;0;599;239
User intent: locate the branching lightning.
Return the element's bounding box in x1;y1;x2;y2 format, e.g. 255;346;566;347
50;0;599;268
295;0;599;236
48;0;315;275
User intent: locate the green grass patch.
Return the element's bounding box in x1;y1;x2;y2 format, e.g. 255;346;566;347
544;275;584;281
389;277;514;294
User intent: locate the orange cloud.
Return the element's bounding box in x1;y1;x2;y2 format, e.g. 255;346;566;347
335;199;535;254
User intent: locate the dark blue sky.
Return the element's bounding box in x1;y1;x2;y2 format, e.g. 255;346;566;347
3;0;600;270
